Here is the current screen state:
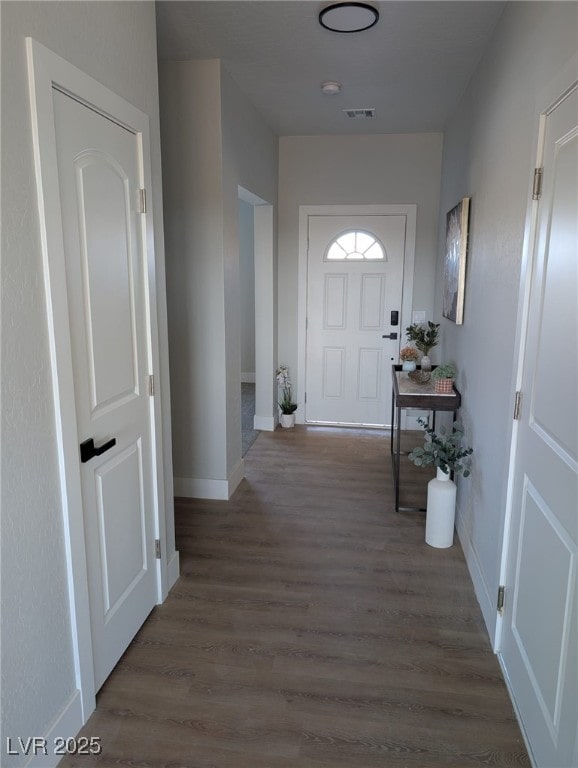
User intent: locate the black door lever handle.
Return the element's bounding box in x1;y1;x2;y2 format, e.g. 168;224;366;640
382;332;398;340
80;437;117;463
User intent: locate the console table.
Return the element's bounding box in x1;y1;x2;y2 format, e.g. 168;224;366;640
391;365;461;512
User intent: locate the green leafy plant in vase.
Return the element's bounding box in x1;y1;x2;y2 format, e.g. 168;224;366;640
409;417;473;548
409;417;472;476
405;321;440;372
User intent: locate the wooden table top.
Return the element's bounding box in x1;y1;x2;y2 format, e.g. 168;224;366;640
392;365;461;410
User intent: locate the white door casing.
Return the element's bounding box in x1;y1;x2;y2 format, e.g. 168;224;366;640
238;186;276;432
499;84;577;768
27;39;168;723
301;208;415;427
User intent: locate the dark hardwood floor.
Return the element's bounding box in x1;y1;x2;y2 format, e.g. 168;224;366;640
65;426;529;767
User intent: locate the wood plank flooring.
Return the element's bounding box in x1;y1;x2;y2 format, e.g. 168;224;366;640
64;426;529;767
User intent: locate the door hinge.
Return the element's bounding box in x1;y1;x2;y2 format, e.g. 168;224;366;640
532;167;543;200
138;188;147;214
155;539;161;559
148;374;155;397
513;391;522;420
497;585;505;614
304;392;307;403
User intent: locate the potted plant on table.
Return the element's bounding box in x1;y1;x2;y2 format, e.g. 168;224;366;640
408;417;473;548
399;346;420;372
431;363;456;394
276;365;297;428
405;321;440;372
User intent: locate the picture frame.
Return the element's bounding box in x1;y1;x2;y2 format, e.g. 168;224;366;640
443;197;470;324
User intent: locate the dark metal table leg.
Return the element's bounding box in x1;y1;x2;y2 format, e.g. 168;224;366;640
390;383;395;456
395;405;402;511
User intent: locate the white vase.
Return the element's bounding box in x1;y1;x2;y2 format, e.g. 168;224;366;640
425;467;457;548
420;355;432;372
280;413;295;428
402;360;417;372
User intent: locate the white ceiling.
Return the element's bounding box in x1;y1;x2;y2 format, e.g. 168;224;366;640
155;1;505;135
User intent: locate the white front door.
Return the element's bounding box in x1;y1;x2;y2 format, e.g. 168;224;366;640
53;89;157;690
500;85;577;767
306;214;406;426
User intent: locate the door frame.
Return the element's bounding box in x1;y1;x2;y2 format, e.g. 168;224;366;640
497;79;578;653
297;204;417;424
495;79;578;767
26;38;169;724
238;186;276;431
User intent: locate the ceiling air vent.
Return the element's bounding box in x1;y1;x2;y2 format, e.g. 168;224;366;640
343;108;376;119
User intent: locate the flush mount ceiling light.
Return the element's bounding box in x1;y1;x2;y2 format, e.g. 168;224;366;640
319;2;379;33
321;81;342;95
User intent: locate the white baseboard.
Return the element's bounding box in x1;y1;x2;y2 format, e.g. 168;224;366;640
455;507;496;643
167;550;180;589
174;476;229;500
241;372;256;383
21;690;83;767
174;460;245;501
403;410;429;430
254;415;275;431
227;459;245;497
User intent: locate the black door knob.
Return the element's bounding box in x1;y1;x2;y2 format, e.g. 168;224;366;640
80;437;117;463
382;332;398;340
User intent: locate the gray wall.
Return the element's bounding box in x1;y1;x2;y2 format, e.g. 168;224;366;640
159;60;277;492
278;133;444;393
435;1;578;636
220;67;278;475
1;1;173;764
160;59;227;487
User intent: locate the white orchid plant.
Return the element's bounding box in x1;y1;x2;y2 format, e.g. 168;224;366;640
275;365;297;415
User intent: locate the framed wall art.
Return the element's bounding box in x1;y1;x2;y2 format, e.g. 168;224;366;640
443;197;470;324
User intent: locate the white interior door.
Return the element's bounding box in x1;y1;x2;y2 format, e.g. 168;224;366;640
500;85;577;767
306;214;405;426
53;89;157;690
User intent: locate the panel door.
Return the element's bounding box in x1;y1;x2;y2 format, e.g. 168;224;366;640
306;215;406;426
53;89;157;690
500;86;578;767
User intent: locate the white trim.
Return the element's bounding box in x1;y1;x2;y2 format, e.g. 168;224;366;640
174;477;227;500
23;691;83;768
236;187;275;449
496;77;578;654
455;506;496;640
241;372;256;383
253;203;276;429
26;38;168;721
297;204;417;424
496;115;546;653
227;458;245;497
175;459;245;501
167;551;180;590
254;414;276;431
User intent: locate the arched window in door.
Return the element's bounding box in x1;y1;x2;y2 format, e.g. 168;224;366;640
325;230;386;261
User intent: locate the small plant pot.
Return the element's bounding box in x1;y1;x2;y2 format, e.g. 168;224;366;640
434;378;454;394
402;360;417;372
280;413;295;428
